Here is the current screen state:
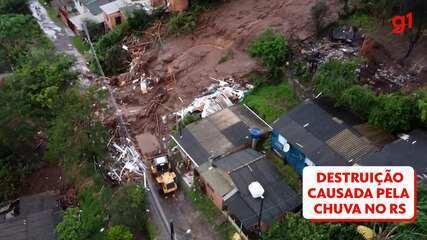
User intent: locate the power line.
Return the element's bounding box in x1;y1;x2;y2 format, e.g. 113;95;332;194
82;23;172;238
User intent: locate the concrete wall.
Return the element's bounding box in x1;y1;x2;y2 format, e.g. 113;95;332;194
200;177;224;210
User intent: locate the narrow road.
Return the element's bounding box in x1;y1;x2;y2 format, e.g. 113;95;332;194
28;1;169;239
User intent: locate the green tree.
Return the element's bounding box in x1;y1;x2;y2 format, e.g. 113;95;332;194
109;185;148;233
0;0;29;14
107;225;134;240
0;14;50;64
98;45;129;76
167;11;197;34
413;89;427;126
125;8;153;32
314;58;361;100
368;94;416;133
45;87;108;163
56;208;83;240
84;20;105;42
4;50;77;122
262;212;363;240
338;85;378;118
248;28;289;80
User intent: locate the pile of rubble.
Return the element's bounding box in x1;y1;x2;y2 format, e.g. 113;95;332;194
105;127;147;185
372;65;417;87
176;77;252;119
300;38;359;71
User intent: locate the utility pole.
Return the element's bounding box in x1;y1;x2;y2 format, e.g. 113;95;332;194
257;196;264;237
82;23;105;77
170;220;175;240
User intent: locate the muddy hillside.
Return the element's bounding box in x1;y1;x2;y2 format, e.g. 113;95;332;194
110;0;345;155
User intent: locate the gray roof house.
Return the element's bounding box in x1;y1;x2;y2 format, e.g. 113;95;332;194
0;191;62;240
272;100;377;170
358;129;427;182
198;149;301;231
171;104;271;168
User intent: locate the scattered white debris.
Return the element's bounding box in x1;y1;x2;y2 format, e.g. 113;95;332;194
176;77;249;118
398;134;410;141
107;131;146;184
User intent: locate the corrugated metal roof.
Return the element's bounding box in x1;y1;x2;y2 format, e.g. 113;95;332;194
273;100;377;166
358;129;427;182
173;105;270;166
0;192;62;240
214;148;263;173
224;157;301;229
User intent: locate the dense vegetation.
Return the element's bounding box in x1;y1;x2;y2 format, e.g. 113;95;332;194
56;184;149;240
166;0;221;34
0;1;153;239
90;8;162;76
248;28;290;81
314;58;427;132
263;184;427;239
262;212;363;240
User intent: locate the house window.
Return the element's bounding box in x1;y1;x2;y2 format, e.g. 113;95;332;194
115;16;122;25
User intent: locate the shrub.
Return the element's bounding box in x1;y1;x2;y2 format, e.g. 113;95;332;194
350;12;372;29
262;212;362;240
248;28;289;80
338;85;378;118
109;185;148;233
0;0;29;14
125;8;153;32
415;90;427;125
368;94;416;133
98;44;129;76
56;208;83;240
94;26;125;54
167;11;197;34
84;20;105;42
314;58;361;100
107;225;133;240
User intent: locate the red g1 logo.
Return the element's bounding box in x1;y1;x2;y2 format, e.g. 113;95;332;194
392;12;413;35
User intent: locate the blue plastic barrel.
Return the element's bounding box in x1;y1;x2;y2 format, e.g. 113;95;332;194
249;127;262;140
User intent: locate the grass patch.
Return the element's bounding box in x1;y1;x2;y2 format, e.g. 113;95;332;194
243;81;299;123
185;186;236;240
266;151;302;193
72;36;90;54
